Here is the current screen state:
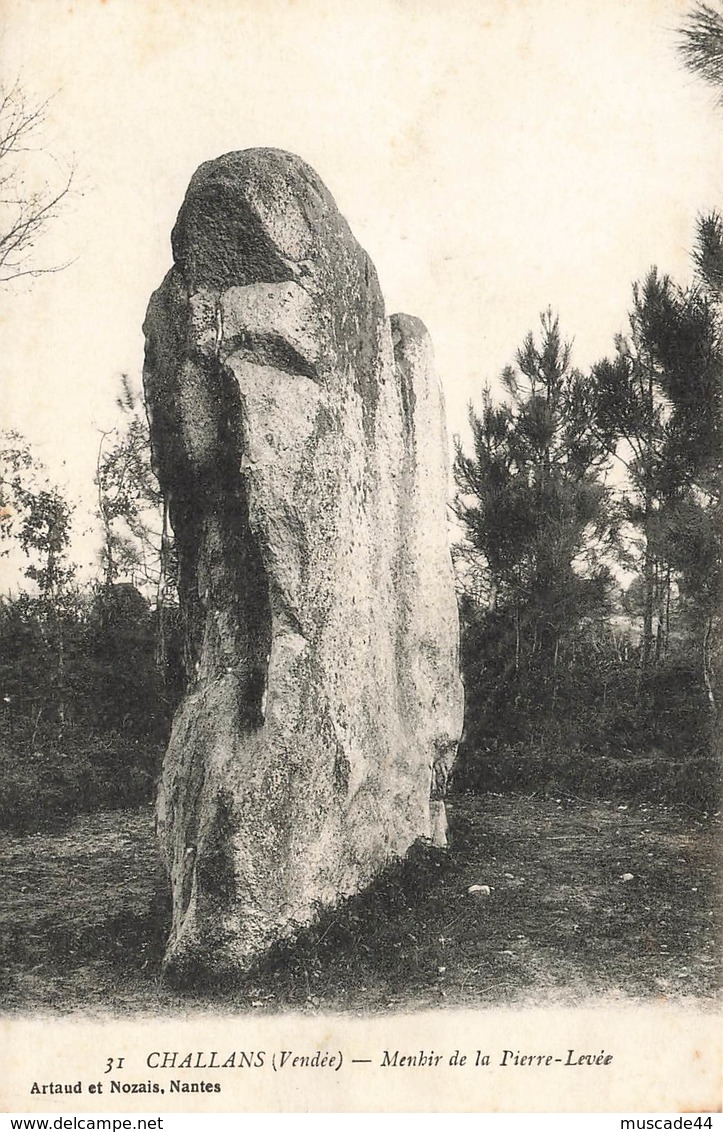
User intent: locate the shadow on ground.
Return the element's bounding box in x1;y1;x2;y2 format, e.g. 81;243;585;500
0;793;719;1014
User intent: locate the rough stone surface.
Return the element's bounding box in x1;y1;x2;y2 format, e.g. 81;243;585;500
143;149;464;979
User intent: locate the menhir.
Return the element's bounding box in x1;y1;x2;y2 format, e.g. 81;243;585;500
143;148;464;980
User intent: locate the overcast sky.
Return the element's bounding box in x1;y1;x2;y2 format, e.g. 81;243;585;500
0;0;721;579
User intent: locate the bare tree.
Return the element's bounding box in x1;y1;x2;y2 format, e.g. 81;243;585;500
0;80;74;284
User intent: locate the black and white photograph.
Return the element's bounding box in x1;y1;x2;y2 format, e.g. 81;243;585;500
0;0;720;1116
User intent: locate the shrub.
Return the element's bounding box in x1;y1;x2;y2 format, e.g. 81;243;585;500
0;729;163;833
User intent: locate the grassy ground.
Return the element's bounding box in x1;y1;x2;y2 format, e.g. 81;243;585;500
0;793;719;1015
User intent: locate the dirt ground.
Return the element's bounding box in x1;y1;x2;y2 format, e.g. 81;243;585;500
0;792;719;1015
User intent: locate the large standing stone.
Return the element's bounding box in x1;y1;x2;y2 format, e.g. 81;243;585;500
143;149;464;980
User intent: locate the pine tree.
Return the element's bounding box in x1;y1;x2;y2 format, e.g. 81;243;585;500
455;312;617;720
678;2;723;99
593;257;722;701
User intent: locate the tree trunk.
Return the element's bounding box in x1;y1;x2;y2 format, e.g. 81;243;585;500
47;547;66;727
155;494;176;709
703;617;716;714
488;579;498;612
641;505;655;673
96;430;115;594
664;564;671;656
155;497;170;681
641;363;656;675
551;633;560;711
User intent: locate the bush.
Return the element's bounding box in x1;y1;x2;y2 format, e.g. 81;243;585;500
453;735;718;810
0;729;163;833
457;603;718;810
